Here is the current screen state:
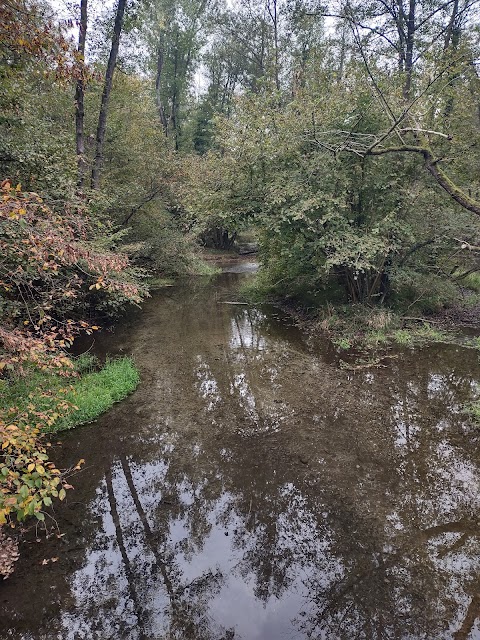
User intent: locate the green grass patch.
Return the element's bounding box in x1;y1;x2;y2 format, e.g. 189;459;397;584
358;322;452;350
0;355;140;433
469;401;480;422
462;272;480;293
391;329;414;346
332;337;353;350
310;303;461;353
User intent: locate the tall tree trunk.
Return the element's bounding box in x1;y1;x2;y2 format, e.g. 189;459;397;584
338;21;347;81
444;0;460;51
155;38;168;135
91;0;126;190
267;0;280;90
443;0;461;118
403;0;416;99
395;0;406;72
171;34;180;151
75;0;88;188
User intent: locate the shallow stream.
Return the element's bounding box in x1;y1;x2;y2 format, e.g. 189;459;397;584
2;263;480;639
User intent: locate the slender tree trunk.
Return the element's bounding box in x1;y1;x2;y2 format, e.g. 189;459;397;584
338;21;346;81
444;0;460;51
75;0;88;188
91;0;126;190
403;0;416;99
267;0;280;90
395;0;407;72
155;38;168;135
171;35;180;151
443;0;461;118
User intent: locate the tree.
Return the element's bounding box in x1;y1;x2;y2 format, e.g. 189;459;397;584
91;0;127;189
317;0;480;216
75;0;88;187
139;0;211;149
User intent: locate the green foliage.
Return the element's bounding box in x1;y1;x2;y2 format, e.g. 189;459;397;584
332;337;352;351
0;374;86;527
462;273;480;294
468;391;480;424
0;412;83;525
0;182;147;380
392;330;414;347
0;420;75;526
390;268;459;314
0;357;140;435
308;301;458;351
187;78;480;313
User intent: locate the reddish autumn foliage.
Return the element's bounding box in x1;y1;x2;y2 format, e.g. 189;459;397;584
0;0;85;81
0;177;142;554
0;528;19;579
0;179;146;375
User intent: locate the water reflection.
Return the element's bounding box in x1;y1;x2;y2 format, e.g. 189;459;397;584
1;273;480;640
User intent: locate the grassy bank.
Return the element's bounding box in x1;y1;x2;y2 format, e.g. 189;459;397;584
319;306;456;351
0;355;140;434
241;270;480;352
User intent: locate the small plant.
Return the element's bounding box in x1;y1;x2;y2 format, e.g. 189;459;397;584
366;309;394;331
463;272;480;293
393;329;414;346
333;337;352;350
364;330;390;348
73;353;100;375
470;401;480;422
414;323;449;342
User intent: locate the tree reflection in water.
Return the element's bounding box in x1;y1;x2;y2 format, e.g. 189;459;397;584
1;274;480;640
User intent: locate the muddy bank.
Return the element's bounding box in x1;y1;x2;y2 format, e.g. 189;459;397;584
1;265;480;639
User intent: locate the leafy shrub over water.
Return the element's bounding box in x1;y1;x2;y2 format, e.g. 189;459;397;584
0;417;82;528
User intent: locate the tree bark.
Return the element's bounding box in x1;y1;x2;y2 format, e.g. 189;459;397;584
75;0;88;188
90;0;126;190
266;0;280;91
443;0;461;118
403;0;416;99
170;31;180;151
155;39;168;135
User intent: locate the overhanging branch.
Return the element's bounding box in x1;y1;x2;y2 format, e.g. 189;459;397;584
367;144;480;216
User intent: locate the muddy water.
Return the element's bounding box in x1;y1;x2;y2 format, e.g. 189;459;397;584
2;265;480;640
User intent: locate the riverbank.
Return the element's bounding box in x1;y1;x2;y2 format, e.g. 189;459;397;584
0;354;140;435
239;267;480;351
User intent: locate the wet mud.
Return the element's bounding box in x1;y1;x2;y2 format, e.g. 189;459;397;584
2;264;480;639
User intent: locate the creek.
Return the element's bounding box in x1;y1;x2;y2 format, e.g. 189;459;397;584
2;261;480;639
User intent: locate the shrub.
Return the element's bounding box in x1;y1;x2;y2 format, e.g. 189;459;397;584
0;417;82;527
